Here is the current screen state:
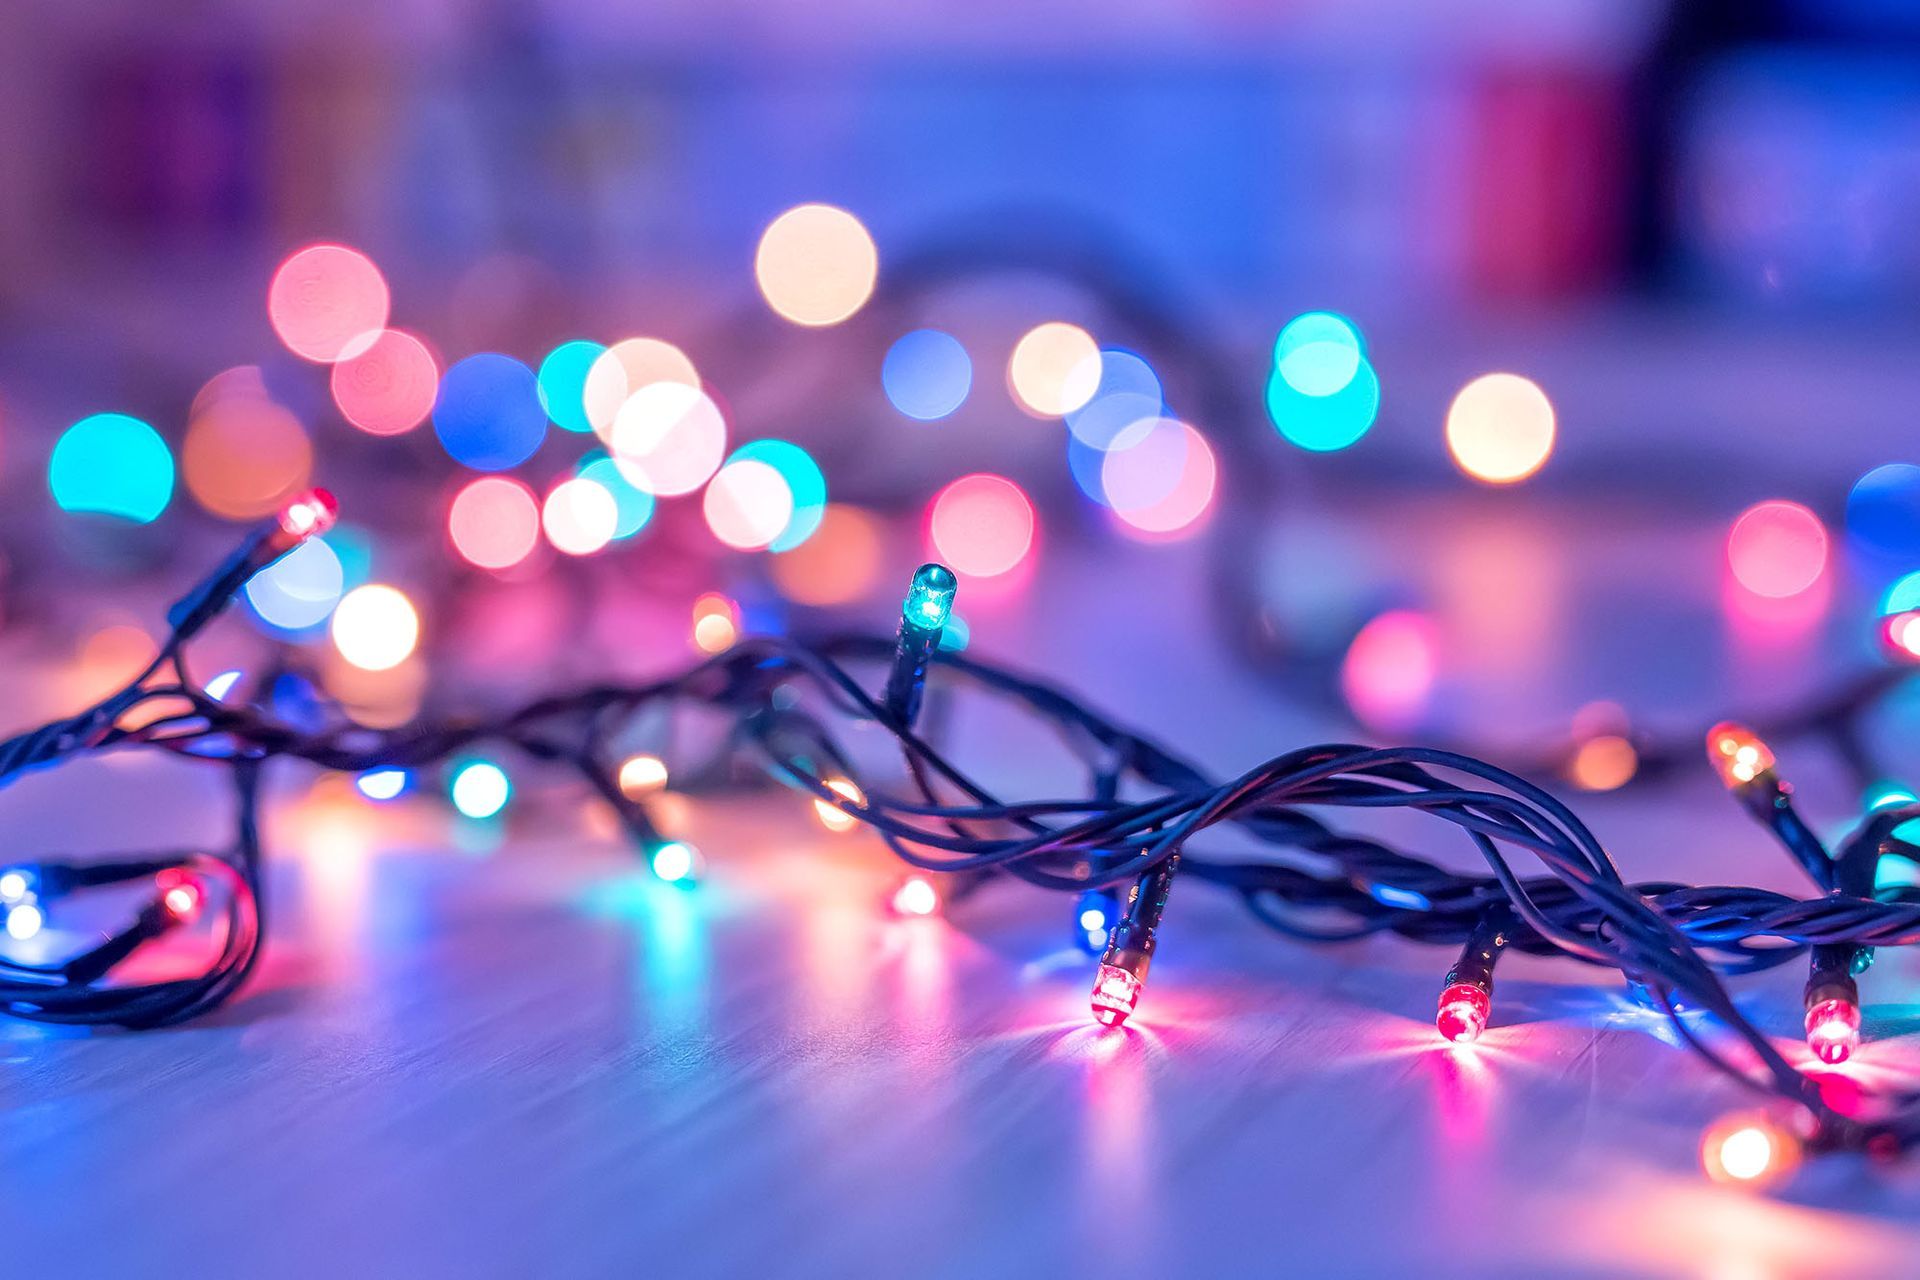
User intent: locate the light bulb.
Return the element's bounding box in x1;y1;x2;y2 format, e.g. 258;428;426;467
618;754;669;798
1436;981;1492;1044
890;874;940;917
1706;722;1775;789
902;563;957;632
5;902;44;941
1882;611;1920;662
1805;997;1861;1065
1435;909;1508;1044
1701;1113;1802;1189
159;873;203;923
278;487;339;541
814;778;865;833
356;768;409;801
0;869;30;904
1073;888;1116;955
884;563;961;727
650;841;699;884
450;761;511;819
1089;963;1143;1028
1088;857;1179;1028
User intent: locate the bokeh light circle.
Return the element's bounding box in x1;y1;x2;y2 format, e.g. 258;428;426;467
244;537;344;631
182;398;313;519
582;338;699;440
1267;361;1381;452
618;755;669;798
542;477;619;556
1070;390;1164;457
1570;735;1639;792
358;769;409;801
577;454;656;540
769;505;883;605
692;593;739;653
331;584;420;671
191;366;272;420
1099;417;1186;512
754;204;879;327
1273;312;1364;397
929;473;1036;578
1074;349;1163;409
610;382;726;496
1065;350;1163;449
882;330;972;421
433;353;547;472
268;244;390;363
1847;463;1920;562
1445;373;1556;484
1727;500;1829;598
451;761;510;820
331;329;439;436
1883;569;1920;617
703;460;795;551
1341;610;1439;733
449;476;540;570
537;340;606;435
49;413;174;523
727;439;826;551
1065;381;1163;508
1104;421;1218;537
1008;322;1099;418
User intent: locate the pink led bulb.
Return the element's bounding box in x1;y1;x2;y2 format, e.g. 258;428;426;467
1805;997;1861;1065
157;871;203;923
1089;962;1142;1028
278;487;339;541
1436;981;1492;1044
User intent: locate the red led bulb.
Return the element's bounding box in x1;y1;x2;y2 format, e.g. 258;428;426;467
1436;981;1492;1044
1089;962;1142;1028
1706;722;1775;790
1804;997;1861;1065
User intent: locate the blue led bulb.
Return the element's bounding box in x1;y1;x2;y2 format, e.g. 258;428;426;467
902;563;957;633
884;564;959;728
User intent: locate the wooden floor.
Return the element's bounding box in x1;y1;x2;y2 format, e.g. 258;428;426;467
4;521;1920;1278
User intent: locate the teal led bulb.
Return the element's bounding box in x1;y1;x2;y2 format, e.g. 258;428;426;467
903;563;958;632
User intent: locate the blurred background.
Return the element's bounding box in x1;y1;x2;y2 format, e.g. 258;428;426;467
14;8;1920;1268
3;0;1920;792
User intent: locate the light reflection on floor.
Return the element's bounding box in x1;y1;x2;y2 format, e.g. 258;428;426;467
575;870;712;1043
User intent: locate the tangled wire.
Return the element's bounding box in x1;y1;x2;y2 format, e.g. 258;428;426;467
4;495;1919;1184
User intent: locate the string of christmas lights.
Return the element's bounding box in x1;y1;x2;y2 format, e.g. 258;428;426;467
7;495;1920;1190
1474;665;1916;801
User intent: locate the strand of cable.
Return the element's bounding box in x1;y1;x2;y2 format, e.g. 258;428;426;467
3;496;1917;1187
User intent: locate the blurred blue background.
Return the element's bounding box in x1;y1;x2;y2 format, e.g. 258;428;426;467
3;0;1920;759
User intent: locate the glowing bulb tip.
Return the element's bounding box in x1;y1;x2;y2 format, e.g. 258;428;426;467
1436;981;1491;1044
1089;962;1142;1028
